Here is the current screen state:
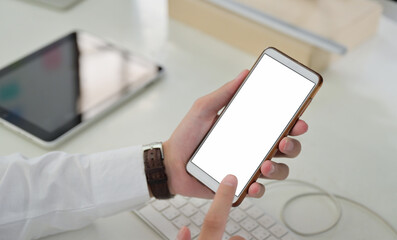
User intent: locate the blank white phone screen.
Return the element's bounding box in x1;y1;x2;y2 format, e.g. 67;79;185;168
191;54;315;196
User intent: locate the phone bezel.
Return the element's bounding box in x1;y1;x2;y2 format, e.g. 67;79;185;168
186;47;322;206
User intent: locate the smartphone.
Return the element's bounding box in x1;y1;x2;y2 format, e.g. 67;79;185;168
186;47;322;206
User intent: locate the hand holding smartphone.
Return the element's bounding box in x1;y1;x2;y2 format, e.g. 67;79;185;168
186;47;322;206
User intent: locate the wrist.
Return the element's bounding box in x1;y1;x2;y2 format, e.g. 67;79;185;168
162;140;176;195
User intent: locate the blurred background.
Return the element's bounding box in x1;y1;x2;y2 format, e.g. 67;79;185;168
0;0;396;239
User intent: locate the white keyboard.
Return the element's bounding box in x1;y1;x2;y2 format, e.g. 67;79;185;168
134;196;299;240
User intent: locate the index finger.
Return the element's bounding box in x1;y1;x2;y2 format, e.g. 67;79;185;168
199;175;238;240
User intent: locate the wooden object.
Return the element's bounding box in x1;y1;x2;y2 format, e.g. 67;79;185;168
169;0;382;71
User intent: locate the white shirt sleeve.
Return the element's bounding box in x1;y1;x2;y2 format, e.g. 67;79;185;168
0;145;150;240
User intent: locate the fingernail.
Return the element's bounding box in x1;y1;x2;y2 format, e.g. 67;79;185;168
222;174;237;187
284;139;294;152
268;163;275;175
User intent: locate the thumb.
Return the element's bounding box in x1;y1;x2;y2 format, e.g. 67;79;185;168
200;70;249;118
176;226;191;240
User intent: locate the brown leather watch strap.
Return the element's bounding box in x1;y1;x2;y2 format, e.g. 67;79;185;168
143;144;174;199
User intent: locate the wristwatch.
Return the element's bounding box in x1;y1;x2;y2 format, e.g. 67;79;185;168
143;142;174;199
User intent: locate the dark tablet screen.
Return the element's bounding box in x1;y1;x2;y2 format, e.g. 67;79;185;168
0;32;161;142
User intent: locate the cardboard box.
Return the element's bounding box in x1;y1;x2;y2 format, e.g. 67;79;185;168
169;0;382;71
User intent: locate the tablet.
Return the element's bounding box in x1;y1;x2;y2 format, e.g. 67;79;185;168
0;31;163;148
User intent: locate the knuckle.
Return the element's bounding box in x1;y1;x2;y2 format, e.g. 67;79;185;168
192;97;208;112
202;214;225;230
278;163;289;180
295;141;302;153
192;96;217;121
217;187;233;198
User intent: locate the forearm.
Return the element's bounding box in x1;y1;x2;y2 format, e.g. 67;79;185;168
0;146;150;240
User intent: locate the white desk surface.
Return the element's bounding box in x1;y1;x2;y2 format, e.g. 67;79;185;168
0;0;396;239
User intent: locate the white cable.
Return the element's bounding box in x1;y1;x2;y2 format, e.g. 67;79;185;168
264;179;397;237
265;179;342;236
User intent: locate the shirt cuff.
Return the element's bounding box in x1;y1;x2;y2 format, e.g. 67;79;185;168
89;145;150;217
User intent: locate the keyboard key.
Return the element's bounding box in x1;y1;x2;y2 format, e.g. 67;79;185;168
282;233;298;240
239;200;253;210
229;209;247;222
191;212;205;226
269;224;288;238
240;217;258;231
172;215;191;228
200;202;212;213
235;229;252;239
257;214;276;228
137;205;179;239
190;198;207;207
251;226;271;240
162;206;180;220
222;233;230;240
180;203;198;217
225;220;240;235
151;200;170;211
170;195;188;208
188;224;200;238
267;236;278;240
246;205;264;219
